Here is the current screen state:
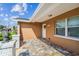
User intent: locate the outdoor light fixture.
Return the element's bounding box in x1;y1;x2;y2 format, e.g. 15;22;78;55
48;14;52;17
47;24;50;27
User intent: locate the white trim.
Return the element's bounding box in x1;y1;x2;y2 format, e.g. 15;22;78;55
65;18;68;36
13;19;31;22
54;35;79;41
68;26;79;27
30;3;45;21
42;24;46;38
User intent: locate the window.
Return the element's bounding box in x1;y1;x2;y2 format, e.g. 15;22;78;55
56;20;65;36
68;16;79;38
55;16;79;38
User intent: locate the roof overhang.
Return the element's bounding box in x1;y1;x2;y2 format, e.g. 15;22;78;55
12;18;31;22
30;3;79;22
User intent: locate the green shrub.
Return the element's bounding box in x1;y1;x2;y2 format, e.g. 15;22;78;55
8;35;12;40
11;31;16;35
0;33;3;41
0;33;2;37
0;37;3;40
0;31;16;41
8;31;16;40
8;32;12;40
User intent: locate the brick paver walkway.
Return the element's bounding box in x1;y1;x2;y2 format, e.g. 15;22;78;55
16;39;64;56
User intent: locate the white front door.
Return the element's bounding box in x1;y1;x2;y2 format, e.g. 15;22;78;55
42;24;46;38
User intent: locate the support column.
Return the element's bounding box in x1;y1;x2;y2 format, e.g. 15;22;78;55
17;23;20;35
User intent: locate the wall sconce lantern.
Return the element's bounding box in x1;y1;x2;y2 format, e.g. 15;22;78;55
47;24;50;27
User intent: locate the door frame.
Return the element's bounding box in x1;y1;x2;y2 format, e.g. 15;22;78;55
42;24;46;38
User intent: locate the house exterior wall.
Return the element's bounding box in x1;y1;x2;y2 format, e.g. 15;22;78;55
19;22;42;41
42;7;79;55
19;7;79;55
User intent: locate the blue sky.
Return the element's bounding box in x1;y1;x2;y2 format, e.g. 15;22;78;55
0;3;39;27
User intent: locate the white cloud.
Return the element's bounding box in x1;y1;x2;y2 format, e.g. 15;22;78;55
23;3;27;11
19;12;25;15
0;14;4;17
0;14;8;17
0;7;3;11
4;18;8;21
5;14;8;17
11;4;23;12
11;3;28;13
10;15;19;19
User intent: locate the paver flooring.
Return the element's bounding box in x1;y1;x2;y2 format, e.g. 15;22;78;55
16;39;64;56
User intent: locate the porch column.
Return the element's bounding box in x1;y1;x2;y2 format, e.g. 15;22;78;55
17;22;20;35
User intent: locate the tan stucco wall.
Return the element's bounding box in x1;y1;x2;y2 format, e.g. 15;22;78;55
19;22;42;41
42;7;79;55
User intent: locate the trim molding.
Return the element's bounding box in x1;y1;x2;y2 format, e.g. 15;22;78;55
54;35;79;41
30;3;45;21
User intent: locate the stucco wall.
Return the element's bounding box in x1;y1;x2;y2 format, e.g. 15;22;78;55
19;22;42;41
42;7;79;55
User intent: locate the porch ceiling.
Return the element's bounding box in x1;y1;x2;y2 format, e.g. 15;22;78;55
31;3;79;22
